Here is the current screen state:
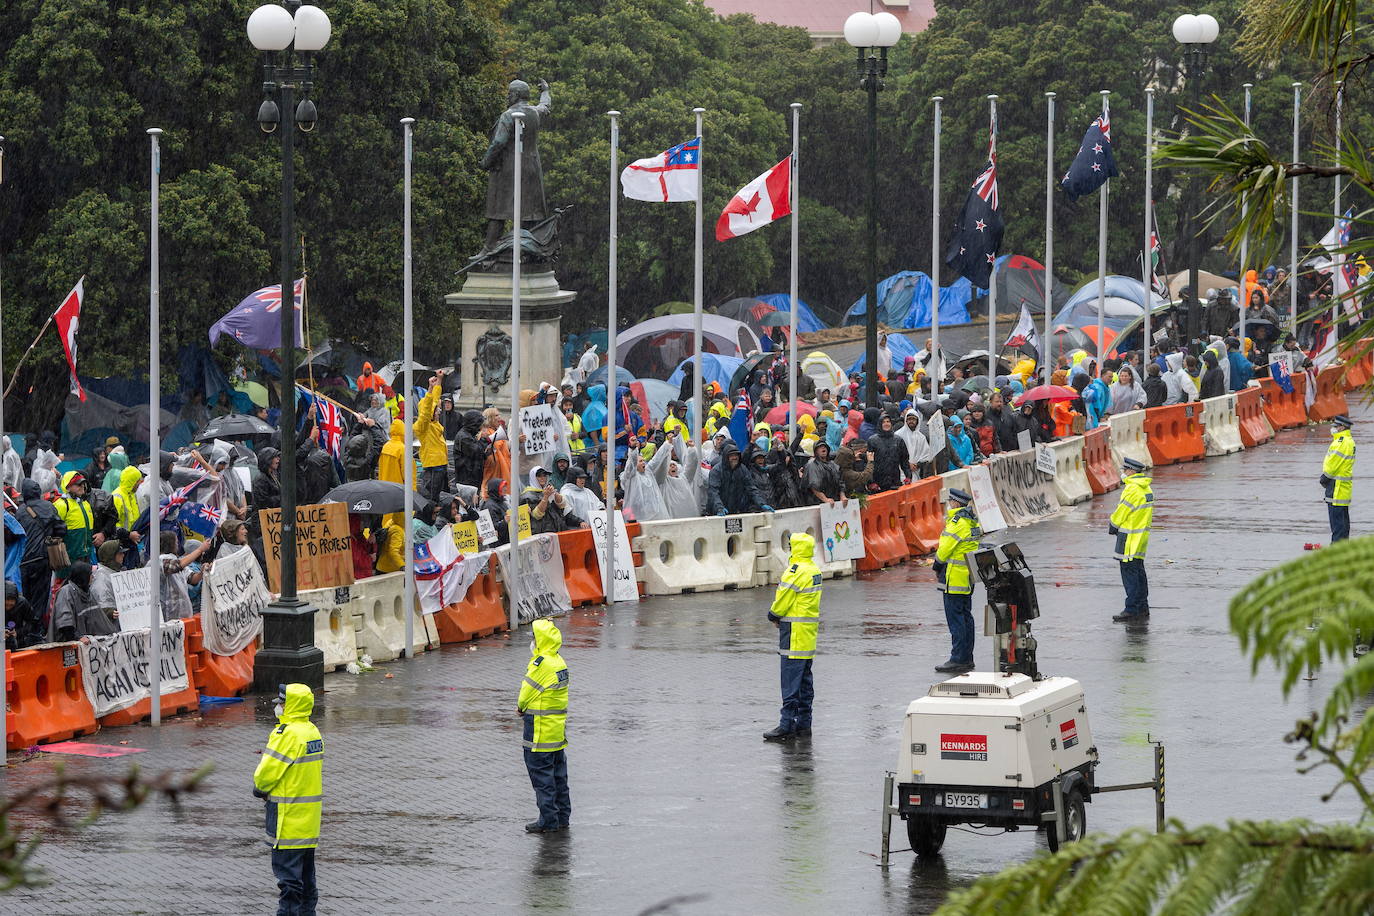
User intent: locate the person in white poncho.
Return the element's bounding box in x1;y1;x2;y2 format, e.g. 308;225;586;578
559;465;605;524
895;409;932;481
620;434;672;522
660;432;701;519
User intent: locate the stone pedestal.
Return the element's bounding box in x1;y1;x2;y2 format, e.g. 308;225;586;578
446;269;573;409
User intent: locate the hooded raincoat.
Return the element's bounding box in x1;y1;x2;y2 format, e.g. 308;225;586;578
253;684;324;850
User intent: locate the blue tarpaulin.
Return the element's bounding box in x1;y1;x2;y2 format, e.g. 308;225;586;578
666;353;745;396
754;294;829;333
843;271;976;329
846;332;919;375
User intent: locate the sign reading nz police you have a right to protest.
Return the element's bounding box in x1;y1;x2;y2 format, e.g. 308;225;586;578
201;546;270;656
259;501;355;594
78;621;190;718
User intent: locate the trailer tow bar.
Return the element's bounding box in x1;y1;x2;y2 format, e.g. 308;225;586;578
1092;736;1166;834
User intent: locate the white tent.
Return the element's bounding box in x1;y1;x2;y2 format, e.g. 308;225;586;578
615;314;761;380
801;351;846;393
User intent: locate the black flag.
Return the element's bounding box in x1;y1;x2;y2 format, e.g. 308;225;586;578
945;152;1004;290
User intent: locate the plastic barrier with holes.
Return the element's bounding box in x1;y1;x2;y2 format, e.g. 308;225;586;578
1307;365;1351;422
1106;409;1152;469
763;505;855;583
1049;436;1093;505
899;478;945;556
5;644;98;750
183;614;257;696
433;556;509;643
348;571;430;662
98;620;201;727
1144;404;1205;466
857;487;911;571
298;584;362;671
556;528;605;607
1236;386;1274;448
1082;426;1121;495
1337;338;1373;389
1258;374;1308;430
1200;393;1244;456
633;513;771;595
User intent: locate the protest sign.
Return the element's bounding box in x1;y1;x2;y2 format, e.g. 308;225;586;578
111;568;153;631
476;510;499;546
965;463;1008;533
520;403;564;457
78;622;189;718
259;501;355;593
451;520;481;555
819;502;865;563
1035;445;1057;476
926;411;946;458
503;533;571;624
589;509;637;602
414;535;489;615
506;503;532;539
1017;429;1032;451
987;449;1060;526
201;547;268;656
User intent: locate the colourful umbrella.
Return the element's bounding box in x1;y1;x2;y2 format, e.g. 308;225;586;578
763;400;819;425
1014;385;1078;407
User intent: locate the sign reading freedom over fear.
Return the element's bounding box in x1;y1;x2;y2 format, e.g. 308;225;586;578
78;622;190;718
258;501;355;594
520;403;564;457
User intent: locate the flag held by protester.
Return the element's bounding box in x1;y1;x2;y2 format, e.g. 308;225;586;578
209;278;305;349
1061;113;1118;202
621;137;700;202
716;156;791;241
53;278;86;402
945;153;1004;290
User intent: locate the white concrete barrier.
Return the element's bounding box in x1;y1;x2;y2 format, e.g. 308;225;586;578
348;571;432;662
1201;393;1244;456
633;513;771;595
1048;436;1093;506
938;468;971;503
299;584;360;671
764;505;854;583
1107;409;1152;469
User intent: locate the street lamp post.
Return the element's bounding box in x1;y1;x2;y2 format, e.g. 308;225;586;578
845;10;902;406
248;0;331;692
1172;12;1218;348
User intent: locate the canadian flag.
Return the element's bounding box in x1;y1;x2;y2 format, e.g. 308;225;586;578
52;278;86;402
715;156;791;242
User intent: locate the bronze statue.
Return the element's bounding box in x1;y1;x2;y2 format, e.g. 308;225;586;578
479;78;551;255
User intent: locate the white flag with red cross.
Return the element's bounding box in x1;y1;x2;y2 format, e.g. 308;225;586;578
715;156;792;242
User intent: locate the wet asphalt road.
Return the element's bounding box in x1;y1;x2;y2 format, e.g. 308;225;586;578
6;408;1369;915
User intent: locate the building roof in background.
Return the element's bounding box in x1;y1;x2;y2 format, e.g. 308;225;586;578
707;0;936;41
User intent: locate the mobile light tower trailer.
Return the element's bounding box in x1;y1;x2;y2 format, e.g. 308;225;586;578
879;544;1165;862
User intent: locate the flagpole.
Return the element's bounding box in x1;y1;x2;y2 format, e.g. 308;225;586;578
1143;88;1154;371
693;107;705;447
789;102;801;448
606;110;620;606
1291;82;1300;332
1238;84;1252;349
1044;92;1055;376
0;133;5;743
508;111;524;631
1095;90;1109;370
147;128;163;727
987;95;999;371
930;96;943;384
401;116;416;654
1333;82;1343;329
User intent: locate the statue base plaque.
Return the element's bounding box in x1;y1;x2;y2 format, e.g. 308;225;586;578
447;269;573;410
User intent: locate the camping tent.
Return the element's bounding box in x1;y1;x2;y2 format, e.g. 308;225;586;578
755;294;829;333
1051;275;1170;357
843;271;974;329
982;254;1071;316
846;332;918;375
800;351;846;394
615;314;761;380
667;353;746;399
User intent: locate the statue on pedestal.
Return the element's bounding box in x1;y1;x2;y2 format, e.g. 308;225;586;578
470;78;554;271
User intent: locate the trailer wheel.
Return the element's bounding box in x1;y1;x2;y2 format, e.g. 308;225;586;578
1046;788;1086;853
906;815;947;857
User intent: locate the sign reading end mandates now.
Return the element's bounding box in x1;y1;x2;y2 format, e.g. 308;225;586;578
259;501;355;594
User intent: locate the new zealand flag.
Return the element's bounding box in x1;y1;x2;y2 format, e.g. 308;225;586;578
1061;114;1119;202
945;149;1004;290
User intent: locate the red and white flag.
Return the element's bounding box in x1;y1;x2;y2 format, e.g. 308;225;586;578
53;278;86;402
715;156;791;242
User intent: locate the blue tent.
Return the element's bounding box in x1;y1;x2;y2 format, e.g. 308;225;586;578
844;271;976;329
755;294;829;333
587;364;636;388
847;332;919;375
666;353;745;397
564;329;609;368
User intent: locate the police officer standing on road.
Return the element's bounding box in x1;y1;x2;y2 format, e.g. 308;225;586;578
1321;415;1355;542
763;532;821;741
1109;458;1154;622
253;683;324;916
934;489;981;674
519;617;571;833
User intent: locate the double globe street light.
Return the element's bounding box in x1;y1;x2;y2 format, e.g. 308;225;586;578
1172;12;1218;346
844;10;902;406
247;0;332;691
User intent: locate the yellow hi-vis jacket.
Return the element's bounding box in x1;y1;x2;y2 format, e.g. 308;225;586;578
936;506;982;595
518;618;569;752
253;684;323;850
1109;471;1154;560
1323;427;1355;507
767;532;821;659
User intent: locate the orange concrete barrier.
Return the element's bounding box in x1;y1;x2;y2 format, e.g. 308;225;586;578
1337;338;1373;390
98;621;202;727
898;478;944;556
183;615;256;697
1258;374;1307;430
1236;387;1273;448
556;528;605;608
5;645;98;750
1144;404;1205;466
1307;364;1351;422
433;558;508;644
857;488;910;571
1082;426;1121;495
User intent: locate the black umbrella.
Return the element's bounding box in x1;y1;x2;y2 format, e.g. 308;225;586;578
197;413;276;440
323;480;432;516
728;351;778;397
